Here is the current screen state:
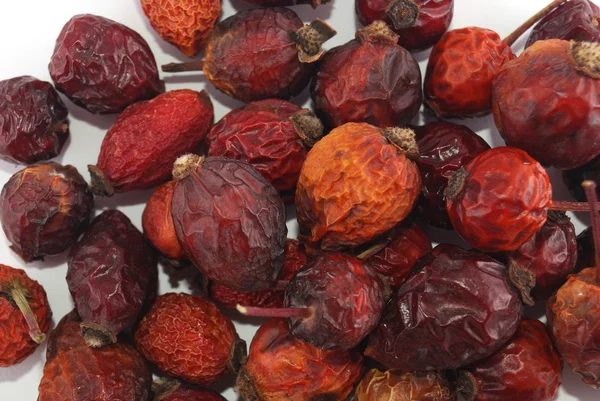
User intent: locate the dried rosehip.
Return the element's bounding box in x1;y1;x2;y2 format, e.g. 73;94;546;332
162;8;336;103
209;239;307;309
67;210;158;348
205;99;324;201
242;0;329;7
577;227;595;270
459;319;562;401
141;0;220;57
563;155;600;201
48;14;162;114
135;293;246;385
0;162;93;262
235;318;363;401
414;121;490;229
297;123;421;251
171;154;287;293
355;369;454;401
366;244;523;371
152;380;226;401
0;265;51;367
0;76;68;164
356;0;454;51
89;89;214;196
311;21;422;129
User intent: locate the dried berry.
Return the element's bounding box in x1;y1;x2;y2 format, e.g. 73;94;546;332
0;264;51;367
242;0;329;7
459;319;562;401
235;318;363;401
311;21;422;129
205;99;324;201
356;0;454;51
171;155;287;293
48;14;162;114
577;227;595;270
67;210;158;348
493;40;600;169
0;162;93;262
563;155;600;201
366;244;523;371
296;123;421;251
0;76;68;164
152;380;227;401
135;293;246;385
162;8;336;102
355;369;454;401
141;0;221;57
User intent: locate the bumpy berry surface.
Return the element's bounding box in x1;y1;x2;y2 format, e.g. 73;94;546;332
158;387;227;401
142;181;183;260
355;369;453;401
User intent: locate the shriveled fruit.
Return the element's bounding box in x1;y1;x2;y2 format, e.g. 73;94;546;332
89;89;214;196
235;318;363;401
48;14;162;114
563;155;600;201
134;293;246;385
355;369;454;401
0;162;93;262
577;227;595;270
152;380;226;401
242;0;329;7
0;264;51;367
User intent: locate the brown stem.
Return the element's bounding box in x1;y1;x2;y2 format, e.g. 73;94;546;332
582;181;600;284
4;281;45;344
386;0;420;30
548;200;598;212
290;19;337;63
357;241;388;260
80;322;117;348
236;304;311;318
161;61;204;73
503;0;566;46
52;122;69;133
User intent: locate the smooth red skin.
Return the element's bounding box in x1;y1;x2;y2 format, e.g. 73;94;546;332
205;99;307;200
527;0;600;47
466;319;562;401
0;265;51;367
493;40;600;169
356;0;454;51
447;147;552;253
414;122;490;229
48;14;162;114
0;162;94;262
366;244;523;371
311;31;422;129
563;155;600;202
425;27;515;118
142;181;183;260
576;227;595;270
134;293;240;385
67;210;158;339
240;318;363;401
203;8;314;103
95;89;214;193
209;239;307;309
242;0;328;6
158;387;226;401
0;76;68;164
39;312;152;401
172;157;287;293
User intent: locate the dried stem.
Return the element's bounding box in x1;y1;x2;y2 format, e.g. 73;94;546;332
4;281;45;344
161;61;204;73
503;0;566;46
582;181;600;284
357;241;388;260
236;304;311;319
548;200;599;212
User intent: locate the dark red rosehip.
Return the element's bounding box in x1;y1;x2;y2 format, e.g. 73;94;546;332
356;0;454;51
0;162;93;262
242;0;329;7
366;244;523;371
153;382;226;401
563;155;600;201
311;21;422;129
355;369;454;401
67;210;158;348
48;14;162;114
0;76;68;164
577;227;595;270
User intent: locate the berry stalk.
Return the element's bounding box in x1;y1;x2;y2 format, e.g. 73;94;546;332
504;0;566;46
4;280;45;344
582;180;600;284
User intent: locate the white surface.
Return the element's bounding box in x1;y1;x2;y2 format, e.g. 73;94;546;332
0;0;598;400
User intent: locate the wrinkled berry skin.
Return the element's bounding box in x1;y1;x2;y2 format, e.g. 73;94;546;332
0;162;93;262
142;181;183;260
527;0;600;47
446;147;552;253
366;244;523;371
563;155;600;201
356;0;454;51
425;27;515;118
576;227;595;270
172;156;287;293
157;387;226;401
311;22;422;129
90;89;214;196
414;122;490;229
0;76;69;164
48;14;162;114
356;369;454;401
67;210;158;345
209;239;307;309
236;319;363;401
0;265;51;367
493;40;600;169
243;0;329;6
135;293;244;385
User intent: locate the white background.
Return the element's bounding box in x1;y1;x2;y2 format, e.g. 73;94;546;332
0;0;598;400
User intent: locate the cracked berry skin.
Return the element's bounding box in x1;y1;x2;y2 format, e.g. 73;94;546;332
235;318;363;401
243;0;329;6
157;387;226;401
0;76;69;164
355;369;454;401
48;14;162;114
563;155;600;202
0;162;94;263
366;244;523;371
135;293;244;385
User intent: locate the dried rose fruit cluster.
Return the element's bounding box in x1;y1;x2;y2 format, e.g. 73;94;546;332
3;0;600;400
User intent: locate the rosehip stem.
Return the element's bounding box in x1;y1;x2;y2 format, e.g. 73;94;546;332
582;180;600;284
4;280;45;344
357;242;388;260
236;304;311;318
503;0;566;46
161;61;204;73
548;200;600;212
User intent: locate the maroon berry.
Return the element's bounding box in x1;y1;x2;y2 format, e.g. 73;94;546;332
577;227;595;270
153;381;226;401
563;155;600;201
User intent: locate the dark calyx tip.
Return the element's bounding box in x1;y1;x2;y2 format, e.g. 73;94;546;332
457;370;478;401
235;369;260;401
290;19;337;63
290;109;324;147
88;165;115;197
80;322;117;348
383;127;419;159
571;41;600;79
356;20;399;44
172;154;204;181
151;378;181;401
387;0;420;30
444;167;467;200
508;262;536;306
161;61;204;73
546;210;569;224
228;339;248;374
